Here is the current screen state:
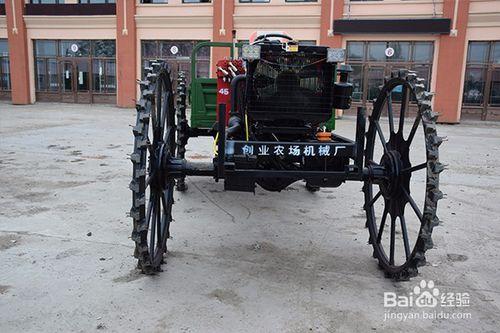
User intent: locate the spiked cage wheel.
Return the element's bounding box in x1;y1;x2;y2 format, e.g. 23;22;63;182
363;70;445;280
175;71;188;192
130;60;177;273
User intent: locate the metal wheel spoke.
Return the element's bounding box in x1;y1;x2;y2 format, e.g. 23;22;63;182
164;126;174;147
156;189;164;248
146;193;154;225
374;121;389;153
407;114;421;145
156;219;162;250
149;193;157;255
387;92;395;134
159;93;166;135
162;91;172;131
146;140;154;156
155;194;161;247
402;187;423;222
366;190;382;208
161;186;173;223
146;175;152;187
399;85;410;134
402;162;426;174
389;216;396;265
160;183;174;242
377;207;389;244
400;215;411;259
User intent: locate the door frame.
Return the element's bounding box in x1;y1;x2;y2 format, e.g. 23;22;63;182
483;64;500;120
59;59;75;103
58;57;91;103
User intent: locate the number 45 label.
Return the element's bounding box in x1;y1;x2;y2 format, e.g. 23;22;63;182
218;88;229;95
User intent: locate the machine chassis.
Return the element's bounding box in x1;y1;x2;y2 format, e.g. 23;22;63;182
130;52;444;280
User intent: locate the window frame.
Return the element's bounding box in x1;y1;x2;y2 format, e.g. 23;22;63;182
346;40;435;104
78;0;116;3
239;0;270;3
34;39;116;95
30;0;66;4
140;40;211;83
182;0;211;3
462;41;500;111
0;39;10;91
140;0;168;3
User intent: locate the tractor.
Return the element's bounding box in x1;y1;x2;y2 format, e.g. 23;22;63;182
130;33;444;280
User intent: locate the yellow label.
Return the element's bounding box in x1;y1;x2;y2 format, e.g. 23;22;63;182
287;44;299;52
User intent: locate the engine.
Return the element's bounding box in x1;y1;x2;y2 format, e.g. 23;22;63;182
246;44;334;126
223;33;354;191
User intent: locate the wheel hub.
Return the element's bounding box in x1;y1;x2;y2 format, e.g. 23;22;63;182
149;143;172;190
379;150;404;199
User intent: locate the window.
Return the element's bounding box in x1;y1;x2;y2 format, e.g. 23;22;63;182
492;42;500;64
60;40;91;57
347;42;364;61
35;40;57;57
463;68;486;105
141;40;210;85
79;0;116;3
93;40;116;58
491;69;500;106
0;39;9;57
346;41;434;103
30;1;65;3
93;59;116;93
182;0;211;3
140;0;167;3
463;41;500;110
467;42;489;63
34;40;116;94
239;0;270;3
286;0;317;2
0;39;10;91
387;41;410;62
367;42;386;62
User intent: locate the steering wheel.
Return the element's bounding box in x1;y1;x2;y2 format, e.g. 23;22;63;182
253;33;294;44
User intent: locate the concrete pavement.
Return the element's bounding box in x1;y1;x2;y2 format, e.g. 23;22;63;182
0;102;499;332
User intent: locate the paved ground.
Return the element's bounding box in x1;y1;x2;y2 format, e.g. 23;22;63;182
0;102;499;333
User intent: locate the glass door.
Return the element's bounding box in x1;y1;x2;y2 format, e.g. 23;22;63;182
488;68;500;107
60;60;75;103
75;59;91;103
59;59;91;103
366;66;385;103
485;67;500;119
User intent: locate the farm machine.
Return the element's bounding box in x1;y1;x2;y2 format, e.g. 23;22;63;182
130;33;444;280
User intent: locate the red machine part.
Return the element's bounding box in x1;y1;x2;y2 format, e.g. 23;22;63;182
216;59;245;125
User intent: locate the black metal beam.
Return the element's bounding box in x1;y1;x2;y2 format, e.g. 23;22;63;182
355;106;366;176
333;19;451;35
225;169;363;181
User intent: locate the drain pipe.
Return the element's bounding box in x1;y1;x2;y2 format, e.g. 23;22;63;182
450;0;459;37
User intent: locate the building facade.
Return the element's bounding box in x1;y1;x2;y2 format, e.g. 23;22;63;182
0;0;499;122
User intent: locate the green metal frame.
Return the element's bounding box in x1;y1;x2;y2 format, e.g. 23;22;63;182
189;41;243;129
188;41;337;131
